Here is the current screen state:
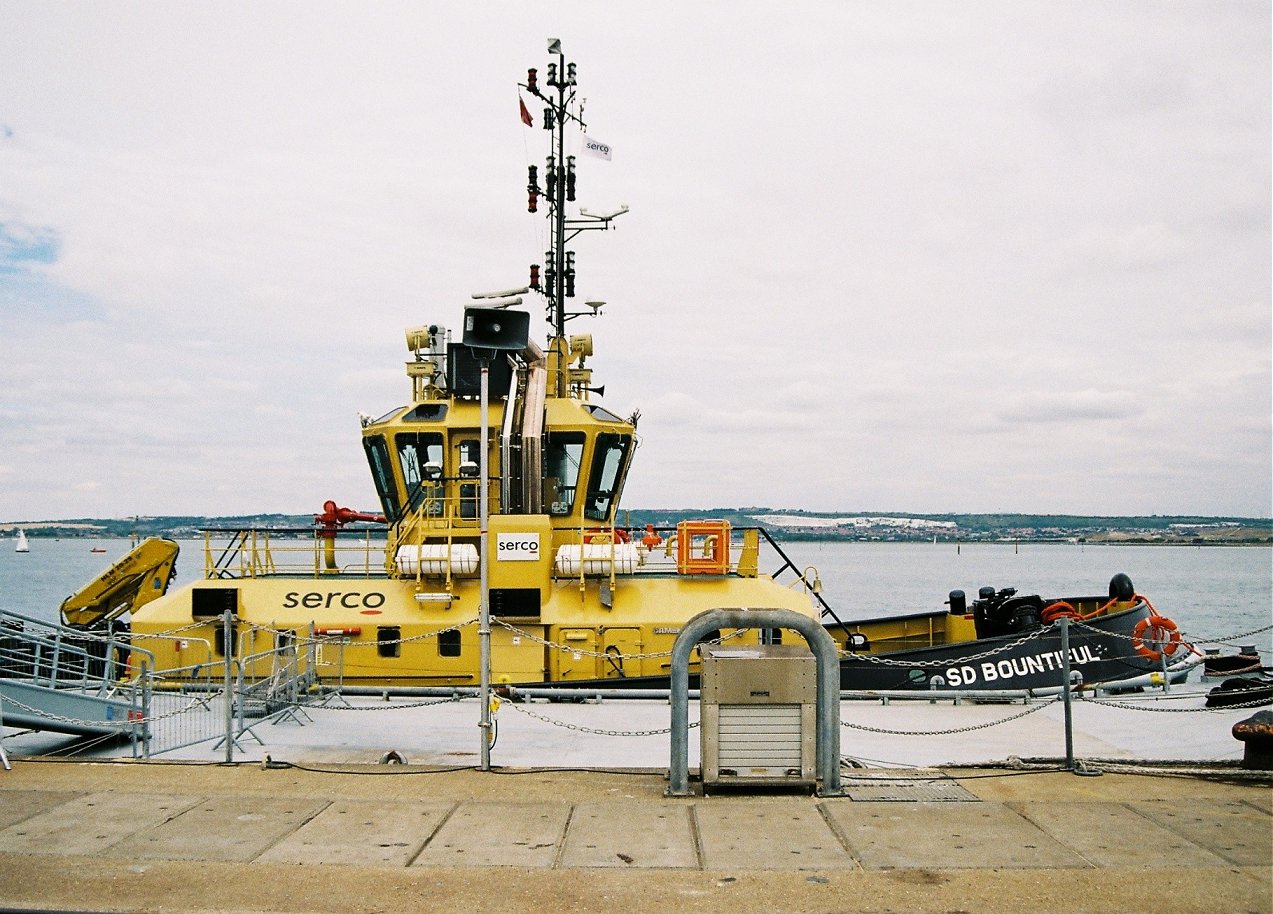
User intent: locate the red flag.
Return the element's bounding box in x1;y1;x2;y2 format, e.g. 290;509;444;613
519;96;533;127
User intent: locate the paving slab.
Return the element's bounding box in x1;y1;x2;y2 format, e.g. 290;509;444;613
1012;801;1231;867
693;800;855;870
825;801;1089;869
106;795;327;863
559;801;698;868
1242;792;1273;814
0;791;203;856
0;789;81;830
411;801;570;868
1130;799;1273;866
257;799;455;867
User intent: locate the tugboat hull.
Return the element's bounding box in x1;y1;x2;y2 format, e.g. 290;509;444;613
832;601;1192;692
504;599;1194;694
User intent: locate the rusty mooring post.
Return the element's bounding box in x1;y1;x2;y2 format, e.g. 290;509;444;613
1232;710;1273;770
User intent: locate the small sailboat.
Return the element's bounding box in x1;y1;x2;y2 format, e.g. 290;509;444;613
14;530;30;553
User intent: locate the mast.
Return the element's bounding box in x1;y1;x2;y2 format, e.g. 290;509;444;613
521;39;626;398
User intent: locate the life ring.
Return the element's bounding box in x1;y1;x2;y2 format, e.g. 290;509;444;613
583;527;630;544
1132;615;1180;662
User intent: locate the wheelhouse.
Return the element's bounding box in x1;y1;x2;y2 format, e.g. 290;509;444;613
360;329;636;549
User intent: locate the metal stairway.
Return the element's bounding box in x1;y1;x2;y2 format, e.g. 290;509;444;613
0;609;152;738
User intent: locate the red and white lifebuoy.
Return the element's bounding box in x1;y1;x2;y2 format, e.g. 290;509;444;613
1131;615;1181;662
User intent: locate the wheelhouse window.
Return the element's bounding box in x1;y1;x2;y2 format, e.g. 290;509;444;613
584;432;632;521
363;435;401;521
396;432;444;515
457;438;480;519
543;432;585;516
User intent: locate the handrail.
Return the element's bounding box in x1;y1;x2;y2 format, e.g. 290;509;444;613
755;526;855;640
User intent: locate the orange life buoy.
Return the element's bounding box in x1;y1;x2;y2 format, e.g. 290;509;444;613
1132;614;1180;662
583;527;630;544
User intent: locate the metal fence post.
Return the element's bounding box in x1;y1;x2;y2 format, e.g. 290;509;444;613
0;698;11;771
223;610;234;764
1060;617;1074;770
142;659;153;759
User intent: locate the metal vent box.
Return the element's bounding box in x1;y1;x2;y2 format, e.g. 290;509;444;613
700;643;817;790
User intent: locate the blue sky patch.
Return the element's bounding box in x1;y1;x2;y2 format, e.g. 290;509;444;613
0;223;101;322
0;223;61;275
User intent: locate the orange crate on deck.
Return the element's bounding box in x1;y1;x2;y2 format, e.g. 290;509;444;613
676;520;731;575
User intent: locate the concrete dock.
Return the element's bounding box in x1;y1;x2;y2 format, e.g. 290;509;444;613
1;758;1269;914
3;690;1272;913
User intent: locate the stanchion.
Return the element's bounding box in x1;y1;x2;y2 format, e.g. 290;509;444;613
462;304;529;771
223;610;234;764
1059;618;1101;777
0;697;11;771
478;356;492;771
1060;617;1074;769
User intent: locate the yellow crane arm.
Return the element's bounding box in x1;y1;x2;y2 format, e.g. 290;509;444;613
60;537;180;629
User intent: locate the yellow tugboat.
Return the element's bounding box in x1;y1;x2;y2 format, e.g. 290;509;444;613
122;41;1189;694
127;42;822;689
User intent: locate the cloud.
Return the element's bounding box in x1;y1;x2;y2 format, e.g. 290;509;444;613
0;3;1267;519
996;389;1143;426
1060;222;1192;271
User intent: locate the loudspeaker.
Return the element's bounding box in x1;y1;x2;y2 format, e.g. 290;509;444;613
447;345;514;397
462;307;530;352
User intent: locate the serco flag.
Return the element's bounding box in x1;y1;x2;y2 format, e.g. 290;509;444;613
581;134;612;161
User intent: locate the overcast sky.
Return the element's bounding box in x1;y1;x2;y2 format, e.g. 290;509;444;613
1;2;1269;521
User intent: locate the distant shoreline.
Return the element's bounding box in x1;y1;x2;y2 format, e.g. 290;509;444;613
3;509;1270;548
3;527;1269;547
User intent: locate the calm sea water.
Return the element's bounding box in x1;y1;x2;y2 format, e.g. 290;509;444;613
2;536;1269;657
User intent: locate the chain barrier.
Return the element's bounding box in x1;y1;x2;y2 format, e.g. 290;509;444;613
1168;622;1271;647
1073;618;1271;651
0;691;208;728
490;617;749;660
839;686;1271;739
232;618;479;649
839;627;1050;667
841;699;1052;736
503;698;698;737
144;619;211;637
1076;694;1272;713
317;694;475;712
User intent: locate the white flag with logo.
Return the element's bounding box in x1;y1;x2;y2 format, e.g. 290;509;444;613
581;134;612;161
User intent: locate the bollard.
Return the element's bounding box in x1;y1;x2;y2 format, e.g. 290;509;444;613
1232;710;1273;770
